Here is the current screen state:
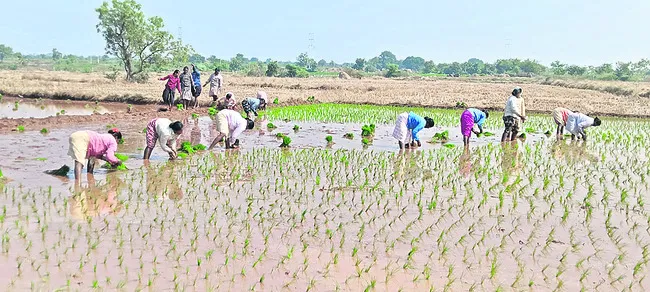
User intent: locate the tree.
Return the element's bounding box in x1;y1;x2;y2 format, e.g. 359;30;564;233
230;53;246;71
384;63;400;78
615;62;632;81
550;61;566;75
297;53;317;72
461;58;485;75
285;64;308;78
207;55;218;63
250;57;259;63
189;53;205;63
96;0;182;81
566;65;586;76
266;61;279;77
318;59;327;67
52;48;63;60
400;56;425;72
377;51;397;70
518;59;545;75
0;44;13;62
422;61;436;74
594;63;614;75
352;58;366;71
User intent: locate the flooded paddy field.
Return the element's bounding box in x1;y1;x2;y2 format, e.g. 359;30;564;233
0;103;649;291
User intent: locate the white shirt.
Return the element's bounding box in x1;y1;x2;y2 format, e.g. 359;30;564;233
208;73;223;89
220;109;248;144
155;118;179;153
566;113;594;136
504;95;526;119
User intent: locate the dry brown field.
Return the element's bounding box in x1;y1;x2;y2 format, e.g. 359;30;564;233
1;70;650;116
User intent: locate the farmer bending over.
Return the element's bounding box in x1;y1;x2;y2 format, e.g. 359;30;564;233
208;109;255;150
566;112;601;141
68;129;123;183
216;92;237;110
551;107;574;140
242;91;268;119
501;87;526;142
392;112;435;149
143;118;184;160
460;108;489;146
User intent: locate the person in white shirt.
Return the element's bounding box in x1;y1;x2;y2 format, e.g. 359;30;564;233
203;68;223;102
565;113;601;141
208;109;255;150
501;87;526;142
143;118;184;160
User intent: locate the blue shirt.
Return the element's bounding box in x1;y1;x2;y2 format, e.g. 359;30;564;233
406;112;426;141
246;97;261;111
191;67;201;87
467;108;486;126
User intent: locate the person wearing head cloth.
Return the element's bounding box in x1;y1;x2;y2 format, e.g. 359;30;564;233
392;112;435;149
68;128;123;182
552;107;574;140
460;108;489;146
143;118;184;160
216;92;237;110
501;87;526;142
241;91;269;119
208;109;255;150
565;112;601;141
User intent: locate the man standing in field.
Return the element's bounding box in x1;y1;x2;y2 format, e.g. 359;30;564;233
501;87;526;142
204;68;223;102
191;64;202;108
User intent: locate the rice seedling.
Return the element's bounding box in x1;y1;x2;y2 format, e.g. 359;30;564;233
326;135;333;143
280;136;292;148
267;122;277;129
40;128;49;134
431;130;449;143
16;125;25;132
293;125;300;131
344;133;354;139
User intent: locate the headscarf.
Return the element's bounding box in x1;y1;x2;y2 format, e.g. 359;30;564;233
257;91;268;103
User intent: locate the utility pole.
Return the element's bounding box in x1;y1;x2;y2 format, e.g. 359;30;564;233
308;33;315;54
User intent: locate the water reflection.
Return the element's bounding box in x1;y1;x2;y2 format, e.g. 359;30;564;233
144;160;184;200
69;173;124;219
0;100;113;119
551;140;598;164
459;146;472;178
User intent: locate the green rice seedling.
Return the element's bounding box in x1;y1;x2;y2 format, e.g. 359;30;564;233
273;98;279;104
443;143;455;148
361;124;376;137
326;135;333;143
267;122;277;129
192;113;199;119
280;136;292;148
35;158;47;162
362;138;371;146
344;133;354;139
431;130;449;143
176;104;184;110
293;125;300;131
307;96;315;102
16;125;25;132
40;128;48;134
208;107;217;116
275;132;285;138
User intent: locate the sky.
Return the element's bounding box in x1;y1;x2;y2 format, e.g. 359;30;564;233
0;0;648;66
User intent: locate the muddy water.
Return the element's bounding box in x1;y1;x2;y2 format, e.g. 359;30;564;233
0;116;646;291
0;97;122;119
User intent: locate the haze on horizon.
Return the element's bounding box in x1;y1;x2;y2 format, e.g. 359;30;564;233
0;0;647;66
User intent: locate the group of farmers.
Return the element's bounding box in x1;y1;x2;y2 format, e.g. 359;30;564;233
392;87;601;149
66;81;601;183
